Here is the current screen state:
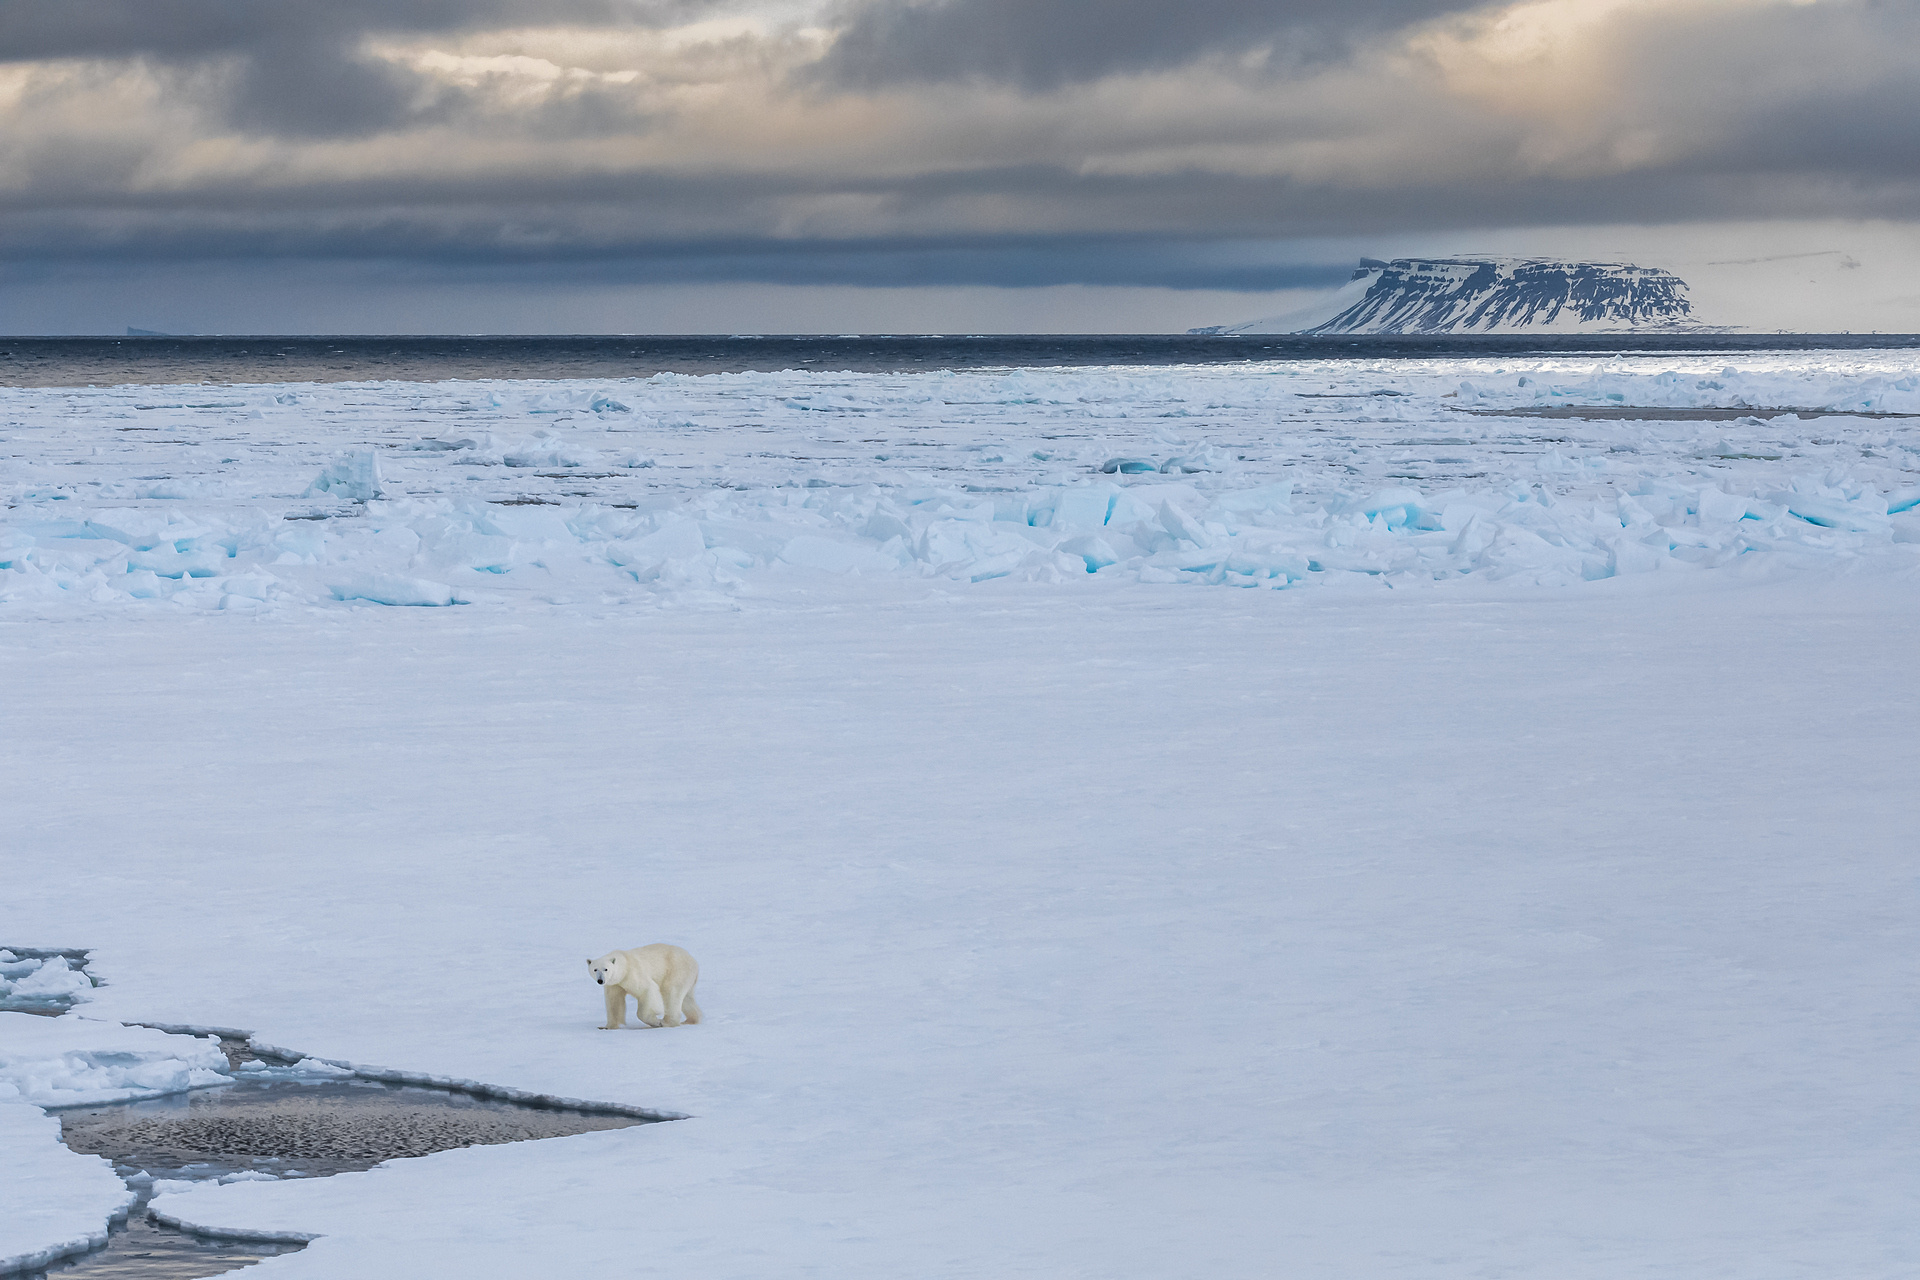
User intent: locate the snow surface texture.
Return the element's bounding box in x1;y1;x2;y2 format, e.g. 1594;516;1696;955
5;353;1920;1277
4;355;1920;614
1207;258;1702;335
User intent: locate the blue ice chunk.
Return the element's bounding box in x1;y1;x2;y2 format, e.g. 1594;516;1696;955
1347;487;1430;530
1777;494;1888;531
1157;501;1210;547
306;449;383;502
329;574;461;606
1056;534;1120;572
1212;483;1294;516
1050;485;1117;529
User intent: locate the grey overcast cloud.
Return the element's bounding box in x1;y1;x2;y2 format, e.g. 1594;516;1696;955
3;0;1918;331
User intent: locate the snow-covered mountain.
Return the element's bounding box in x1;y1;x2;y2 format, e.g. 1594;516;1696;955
1200;257;1709;335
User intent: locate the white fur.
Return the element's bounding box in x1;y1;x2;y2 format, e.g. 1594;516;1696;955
587;944;702;1029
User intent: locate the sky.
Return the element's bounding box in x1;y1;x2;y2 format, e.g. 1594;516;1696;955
3;0;1918;333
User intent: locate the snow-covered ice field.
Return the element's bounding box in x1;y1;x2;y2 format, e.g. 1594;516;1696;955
4;352;1919;1276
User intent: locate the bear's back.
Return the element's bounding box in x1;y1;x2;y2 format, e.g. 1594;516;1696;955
623;942;697;984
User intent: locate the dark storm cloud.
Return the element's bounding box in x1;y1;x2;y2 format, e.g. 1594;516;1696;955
12;159;1919;295
537;239;1353;290
0;212;1358;290
0;1;671;62
1706;84;1920;180
212;39;428;138
0;0;708;137
817;0;1489;89
1598;1;1920;181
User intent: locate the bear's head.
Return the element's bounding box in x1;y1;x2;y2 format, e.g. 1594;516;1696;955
587;953;628;986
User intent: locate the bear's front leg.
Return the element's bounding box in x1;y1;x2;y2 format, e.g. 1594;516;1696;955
637;981;667;1027
602;984;628;1030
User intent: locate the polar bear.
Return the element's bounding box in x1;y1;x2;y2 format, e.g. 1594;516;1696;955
588;944;702;1030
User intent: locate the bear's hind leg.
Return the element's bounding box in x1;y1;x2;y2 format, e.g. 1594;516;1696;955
602;985;627;1030
678;990;702;1025
637;981;667;1027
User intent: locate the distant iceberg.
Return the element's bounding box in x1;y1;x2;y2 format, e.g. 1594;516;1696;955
1197;257;1714;335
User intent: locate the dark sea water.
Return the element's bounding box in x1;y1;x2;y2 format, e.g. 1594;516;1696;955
34;1074;654;1280
4;333;1918;387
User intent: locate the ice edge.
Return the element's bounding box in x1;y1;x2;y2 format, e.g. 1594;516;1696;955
140;1208;321;1247
0;1188;137;1277
128;1020;689;1119
247;1039;690;1121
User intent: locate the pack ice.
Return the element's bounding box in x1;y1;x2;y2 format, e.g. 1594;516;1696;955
4;355;1919;612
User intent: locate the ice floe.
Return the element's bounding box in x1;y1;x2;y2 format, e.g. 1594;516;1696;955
0;1013;231;1108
